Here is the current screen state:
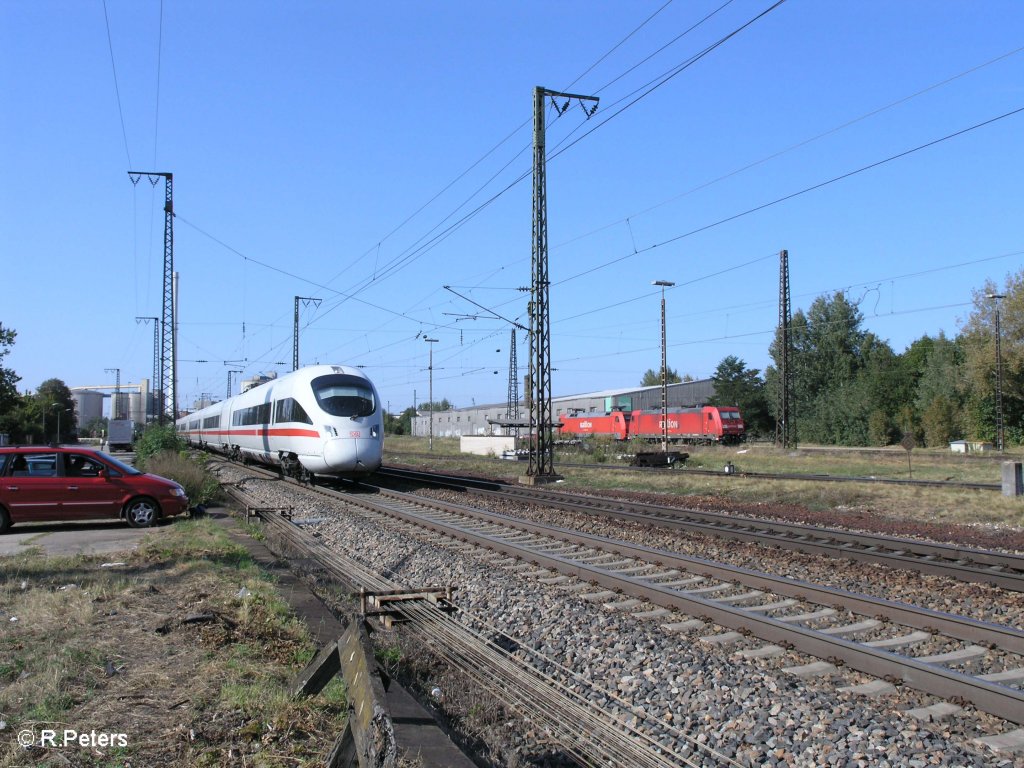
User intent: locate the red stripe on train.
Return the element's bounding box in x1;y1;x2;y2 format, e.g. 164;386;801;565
183;428;321;438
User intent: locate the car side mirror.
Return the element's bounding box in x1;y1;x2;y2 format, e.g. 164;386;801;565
97;468;107;478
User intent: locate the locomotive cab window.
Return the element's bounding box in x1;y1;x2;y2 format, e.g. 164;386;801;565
311;374;375;418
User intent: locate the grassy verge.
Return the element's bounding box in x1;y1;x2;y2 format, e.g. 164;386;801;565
0;519;346;767
384;436;1024;531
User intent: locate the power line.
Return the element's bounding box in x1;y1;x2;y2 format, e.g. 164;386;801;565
101;0;132;168
556;105;1024;285
152;0;164;167
552;44;1024;253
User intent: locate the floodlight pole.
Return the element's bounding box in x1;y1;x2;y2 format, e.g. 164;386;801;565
425;338;438;451
653;281;675;452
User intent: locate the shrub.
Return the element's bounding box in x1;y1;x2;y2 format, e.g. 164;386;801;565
142;450;220;507
134;424;184;465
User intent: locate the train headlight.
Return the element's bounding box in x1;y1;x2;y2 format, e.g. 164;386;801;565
371;425;379;438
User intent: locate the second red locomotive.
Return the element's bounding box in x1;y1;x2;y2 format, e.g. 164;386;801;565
559;406;745;445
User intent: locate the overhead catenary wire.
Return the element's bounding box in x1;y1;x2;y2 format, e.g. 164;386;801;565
556;105;1024;286
163;12;1019;405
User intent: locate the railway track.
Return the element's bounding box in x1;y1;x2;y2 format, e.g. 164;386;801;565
216;461;733;767
348;478;1024;726
377;465;1024;592
388;450;1002;490
211;459;1024;758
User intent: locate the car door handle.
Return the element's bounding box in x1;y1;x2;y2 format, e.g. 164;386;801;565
6;486;17;491
67;485;79;491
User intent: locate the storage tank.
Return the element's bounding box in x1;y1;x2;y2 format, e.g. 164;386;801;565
72;390;104;429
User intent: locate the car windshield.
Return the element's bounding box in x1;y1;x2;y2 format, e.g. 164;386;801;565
311;374;376;418
95;451;142;475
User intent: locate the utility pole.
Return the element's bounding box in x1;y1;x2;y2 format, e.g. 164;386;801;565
293;296;321;371
506;328;520;438
774;249;795;449
128;171;173;424
105;368;122;420
527;86;598;481
653;281;675;452
987;292;1006;451
424;338;438;450
227;370;243;399
135;317;159;421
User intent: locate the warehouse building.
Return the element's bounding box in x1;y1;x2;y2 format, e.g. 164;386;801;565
411;379;716;438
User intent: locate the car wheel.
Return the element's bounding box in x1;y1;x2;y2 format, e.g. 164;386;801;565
124;497;159;528
0;506;11;534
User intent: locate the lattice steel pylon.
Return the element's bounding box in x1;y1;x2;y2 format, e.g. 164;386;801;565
135;317;159;421
129;171;174;423
506;328;520;437
105;368;122;420
527;86;598;479
774;249;795;448
293;296;321;371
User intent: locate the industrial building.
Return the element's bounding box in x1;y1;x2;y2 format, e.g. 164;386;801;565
411;379;717;438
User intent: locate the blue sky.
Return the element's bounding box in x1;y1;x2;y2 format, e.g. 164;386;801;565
2;1;1022;416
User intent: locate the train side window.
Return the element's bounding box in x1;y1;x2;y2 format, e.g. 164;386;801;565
292;400;311;424
274;398;310;424
274;399;290;424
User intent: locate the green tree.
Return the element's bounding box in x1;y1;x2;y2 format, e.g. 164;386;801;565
0;324;19;413
921;394;958;448
767;293;873;445
418;399;454;412
640;367;681;387
958;271;1023;443
385;407;417;435
35;379;76;443
708;355;772;437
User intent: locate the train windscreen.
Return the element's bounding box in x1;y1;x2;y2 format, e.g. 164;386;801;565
311;374;376;418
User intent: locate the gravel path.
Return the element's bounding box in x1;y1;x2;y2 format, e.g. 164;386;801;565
221;465;1024;767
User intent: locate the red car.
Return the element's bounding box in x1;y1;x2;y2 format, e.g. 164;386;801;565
0;446;189;532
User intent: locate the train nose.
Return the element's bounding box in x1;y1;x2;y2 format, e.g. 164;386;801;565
323;435;382;473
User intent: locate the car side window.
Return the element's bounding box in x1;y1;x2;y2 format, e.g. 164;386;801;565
66;455;103;477
10;453;58;477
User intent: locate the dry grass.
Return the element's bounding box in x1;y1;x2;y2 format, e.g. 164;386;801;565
384;437;1024;532
0;519;347;767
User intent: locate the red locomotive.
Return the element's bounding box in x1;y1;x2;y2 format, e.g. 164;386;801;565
559;406;744;445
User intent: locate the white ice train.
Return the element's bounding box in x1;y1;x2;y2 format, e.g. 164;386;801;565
177;365;383;480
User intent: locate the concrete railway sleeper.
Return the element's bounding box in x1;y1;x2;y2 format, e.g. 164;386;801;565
212;459;1024;760
219;467;741;767
376;466;1024;592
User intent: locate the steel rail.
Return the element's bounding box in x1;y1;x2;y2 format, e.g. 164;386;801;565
377;466;1024;591
219;472;735;768
340;481;1024;725
385;450;1001;490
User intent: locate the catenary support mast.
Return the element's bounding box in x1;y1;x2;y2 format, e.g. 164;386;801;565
527;86;598;480
128;171;174;423
293;296;322;371
135;317;159;422
774;249;795;448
